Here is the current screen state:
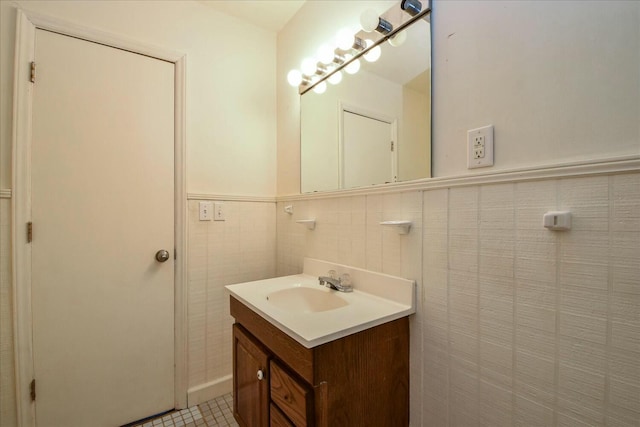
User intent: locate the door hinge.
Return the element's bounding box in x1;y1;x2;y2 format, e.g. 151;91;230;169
27;222;33;243
391;141;395;152
30;62;36;83
30;379;36;401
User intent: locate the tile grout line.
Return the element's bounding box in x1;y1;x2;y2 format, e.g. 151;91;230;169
476;185;482;425
511;182;518;424
552;178;560;426
603;175;613;425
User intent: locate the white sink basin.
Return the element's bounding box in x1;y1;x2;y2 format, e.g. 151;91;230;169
226;258;415;348
266;286;348;313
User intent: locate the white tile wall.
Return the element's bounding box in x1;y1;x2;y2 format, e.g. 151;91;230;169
1;172;637;425
187;200;276;389
0;198;16;427
276;172;640;426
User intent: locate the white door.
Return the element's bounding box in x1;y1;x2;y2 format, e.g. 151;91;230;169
342;111;395;189
31;30;175;426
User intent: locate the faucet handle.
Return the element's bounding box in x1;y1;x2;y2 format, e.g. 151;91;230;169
339;273;352;286
328;269;338;280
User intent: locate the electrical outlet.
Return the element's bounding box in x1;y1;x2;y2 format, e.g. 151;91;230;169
473;146;484;159
467;125;494;169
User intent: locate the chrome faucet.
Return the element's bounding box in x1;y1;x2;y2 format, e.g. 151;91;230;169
318;271;353;292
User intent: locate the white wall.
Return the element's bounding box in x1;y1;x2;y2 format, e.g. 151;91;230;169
0;0;277;195
277;0;640;195
431;0;639;176
401;79;431;181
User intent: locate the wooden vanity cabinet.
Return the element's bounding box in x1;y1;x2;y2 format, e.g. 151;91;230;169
233;323;270;427
230;296;410;427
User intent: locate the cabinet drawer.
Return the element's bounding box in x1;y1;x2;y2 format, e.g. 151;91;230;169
270;403;294;427
270;361;312;426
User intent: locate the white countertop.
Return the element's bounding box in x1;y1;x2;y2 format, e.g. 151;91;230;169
225;258;415;348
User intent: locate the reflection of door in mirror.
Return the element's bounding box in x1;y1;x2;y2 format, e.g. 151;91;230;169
299;3;431;193
341;109;396;189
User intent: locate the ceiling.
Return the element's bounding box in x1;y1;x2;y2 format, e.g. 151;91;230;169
198;0;306;32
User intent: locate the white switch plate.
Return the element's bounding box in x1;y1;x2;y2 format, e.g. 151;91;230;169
467;125;494;169
199;201;213;221
214;202;225;221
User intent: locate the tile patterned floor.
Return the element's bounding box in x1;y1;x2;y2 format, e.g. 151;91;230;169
133;393;238;427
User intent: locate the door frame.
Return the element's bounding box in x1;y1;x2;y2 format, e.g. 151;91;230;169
11;9;188;426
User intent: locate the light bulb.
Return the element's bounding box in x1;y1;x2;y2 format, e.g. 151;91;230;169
313;81;327;94
363;40;381;62
328;71;342;85
345;59;360;75
360;9;379;32
317;44;335;65
287;70;302;87
336;28;354;51
389;30;407;47
301;57;317;76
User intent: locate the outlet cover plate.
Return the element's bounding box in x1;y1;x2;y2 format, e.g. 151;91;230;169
214;202;225;221
467;125;494;169
199;201;213;221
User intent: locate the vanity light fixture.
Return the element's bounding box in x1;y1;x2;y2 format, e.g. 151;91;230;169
401;0;423;16
300;57;317;76
388;30;407;47
286;0;431;94
360;9;393;35
344;57;361;74
287;69;303;87
328;71;343;85
317;44;335;65
363;40;381;62
336;28;356;51
313;81;327;94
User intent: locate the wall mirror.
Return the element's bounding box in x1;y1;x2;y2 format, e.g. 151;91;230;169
300;6;431;193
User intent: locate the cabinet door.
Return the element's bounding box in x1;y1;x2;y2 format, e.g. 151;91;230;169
233;324;270;427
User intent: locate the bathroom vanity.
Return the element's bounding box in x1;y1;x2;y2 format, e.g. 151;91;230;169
226;259;416;427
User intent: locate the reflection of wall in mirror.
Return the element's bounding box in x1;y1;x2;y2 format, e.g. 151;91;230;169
301;70;402;193
400;68;431;181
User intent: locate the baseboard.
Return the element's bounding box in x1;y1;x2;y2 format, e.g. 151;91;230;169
187;375;233;407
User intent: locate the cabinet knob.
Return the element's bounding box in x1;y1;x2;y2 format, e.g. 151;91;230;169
257;369;264;381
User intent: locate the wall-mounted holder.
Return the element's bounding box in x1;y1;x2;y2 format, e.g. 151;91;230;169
543;211;571;231
380;220;412;235
296;219;316;230
284;205;294;215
